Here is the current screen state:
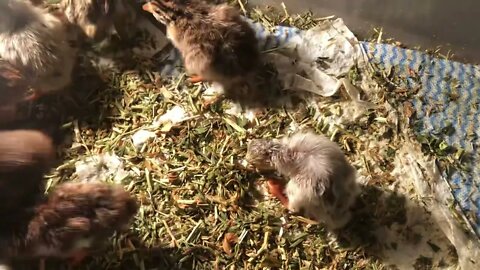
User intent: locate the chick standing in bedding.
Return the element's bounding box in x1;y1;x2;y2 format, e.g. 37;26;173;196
20;182;138;265
0;129;139;266
0;182;138;266
142;0;261;97
246;131;360;230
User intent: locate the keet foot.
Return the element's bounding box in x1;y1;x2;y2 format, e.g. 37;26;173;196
188;75;206;84
267;179;289;207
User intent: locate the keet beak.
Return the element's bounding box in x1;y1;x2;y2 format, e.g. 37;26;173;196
142;2;166;23
142;2;159;14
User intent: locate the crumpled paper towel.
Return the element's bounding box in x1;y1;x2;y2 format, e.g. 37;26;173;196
265;18;364;97
75;153;130;183
392;141;480;270
131;105;190;149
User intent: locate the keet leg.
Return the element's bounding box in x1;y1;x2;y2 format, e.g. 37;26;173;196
188;75;206;83
267;179;289;207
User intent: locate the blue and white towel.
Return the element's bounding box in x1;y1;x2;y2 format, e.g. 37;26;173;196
362;43;480;238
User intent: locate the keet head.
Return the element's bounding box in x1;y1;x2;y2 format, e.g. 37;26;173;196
246;139;279;170
142;1;169;24
142;0;192;24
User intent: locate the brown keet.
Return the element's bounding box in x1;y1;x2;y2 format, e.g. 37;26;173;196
0;129;55;217
142;0;261;93
10;182;139;264
0;0;77;101
246;131;360;230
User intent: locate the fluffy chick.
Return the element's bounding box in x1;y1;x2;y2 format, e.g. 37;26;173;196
142;0;261;92
0;129;55;216
0;0;77;100
246;131;360;229
18;182;139;264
